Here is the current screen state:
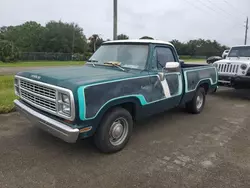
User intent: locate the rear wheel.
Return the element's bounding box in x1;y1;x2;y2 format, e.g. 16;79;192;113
186;87;206;114
94;107;133;153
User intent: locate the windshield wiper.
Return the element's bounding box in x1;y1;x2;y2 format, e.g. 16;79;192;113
87;59;98;67
104;62;126;71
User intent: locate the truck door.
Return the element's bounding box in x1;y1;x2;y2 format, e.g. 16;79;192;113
150;45;183;110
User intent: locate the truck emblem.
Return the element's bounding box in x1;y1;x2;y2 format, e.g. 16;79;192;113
31;75;41;79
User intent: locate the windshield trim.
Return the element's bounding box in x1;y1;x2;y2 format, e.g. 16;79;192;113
88;43;150;70
228;46;250;57
85;61;148;72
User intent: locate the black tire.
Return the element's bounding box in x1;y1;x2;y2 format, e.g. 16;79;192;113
212;86;218;93
186;87;206;114
94;107;133;153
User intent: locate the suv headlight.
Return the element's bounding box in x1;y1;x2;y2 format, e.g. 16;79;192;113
58;93;71;116
240;64;247;70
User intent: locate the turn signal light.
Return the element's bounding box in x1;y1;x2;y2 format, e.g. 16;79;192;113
79;126;92;133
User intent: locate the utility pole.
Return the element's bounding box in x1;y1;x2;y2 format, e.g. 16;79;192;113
113;0;117;40
244;17;248;45
71;24;75;60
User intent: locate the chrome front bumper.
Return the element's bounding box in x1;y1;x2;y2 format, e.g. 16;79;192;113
14;99;79;143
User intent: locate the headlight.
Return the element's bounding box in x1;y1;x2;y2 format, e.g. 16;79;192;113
58;93;71;116
62;93;70;104
61;103;71;114
240;64;247;70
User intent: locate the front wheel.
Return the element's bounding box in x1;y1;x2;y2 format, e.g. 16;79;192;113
94;107;133;153
186;87;206;114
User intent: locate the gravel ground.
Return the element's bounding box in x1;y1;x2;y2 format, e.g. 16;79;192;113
0;87;249;188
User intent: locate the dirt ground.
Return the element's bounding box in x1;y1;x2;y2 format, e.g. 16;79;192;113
0;87;250;188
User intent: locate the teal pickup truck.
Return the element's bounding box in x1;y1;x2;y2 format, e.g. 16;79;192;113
14;39;217;153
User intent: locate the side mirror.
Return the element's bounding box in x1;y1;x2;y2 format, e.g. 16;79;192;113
165;62;180;70
179;59;184;66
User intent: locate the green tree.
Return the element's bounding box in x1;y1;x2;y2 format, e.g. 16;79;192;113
3;22;46;52
0;40;19;62
0;26;7;40
88;34;103;52
169;39;188;55
140;36;154;39
170;39;228;57
42;21;87;53
117;34;129;40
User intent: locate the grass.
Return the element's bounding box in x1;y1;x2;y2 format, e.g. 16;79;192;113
182;58;205;62
0;75;16;113
0;61;86;67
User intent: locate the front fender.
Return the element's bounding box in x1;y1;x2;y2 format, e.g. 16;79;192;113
77;96;143;137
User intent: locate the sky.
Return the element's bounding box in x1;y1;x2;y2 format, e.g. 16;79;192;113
0;0;249;46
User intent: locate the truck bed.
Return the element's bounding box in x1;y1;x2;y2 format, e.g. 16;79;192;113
181;63;207;68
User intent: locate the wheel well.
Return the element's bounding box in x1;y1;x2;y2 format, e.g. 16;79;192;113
120;102;136;120
103;102;136;120
199;83;209;94
98;100;139;127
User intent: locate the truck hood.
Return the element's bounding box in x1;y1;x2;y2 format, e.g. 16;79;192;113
17;65;147;91
214;58;250;65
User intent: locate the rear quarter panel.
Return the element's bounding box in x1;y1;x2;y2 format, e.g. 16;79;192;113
181;65;218;104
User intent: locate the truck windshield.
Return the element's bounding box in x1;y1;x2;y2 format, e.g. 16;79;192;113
228;46;250;57
88;44;149;69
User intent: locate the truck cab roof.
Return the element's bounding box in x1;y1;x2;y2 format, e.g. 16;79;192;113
104;39;174;47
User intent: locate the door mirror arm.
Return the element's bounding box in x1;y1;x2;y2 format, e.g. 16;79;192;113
158;62;180;81
158;72;165;81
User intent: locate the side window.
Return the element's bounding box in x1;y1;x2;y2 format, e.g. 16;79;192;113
151;47;176;70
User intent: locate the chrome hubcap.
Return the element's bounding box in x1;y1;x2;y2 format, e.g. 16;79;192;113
109;117;128;146
111;123;124;139
196;93;204;109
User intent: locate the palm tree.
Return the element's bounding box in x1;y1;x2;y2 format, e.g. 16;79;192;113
117;34;129;40
88;34;100;52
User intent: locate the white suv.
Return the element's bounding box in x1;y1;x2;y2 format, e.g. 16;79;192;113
213;45;250;89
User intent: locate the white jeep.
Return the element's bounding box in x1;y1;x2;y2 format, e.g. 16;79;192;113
213;45;250;89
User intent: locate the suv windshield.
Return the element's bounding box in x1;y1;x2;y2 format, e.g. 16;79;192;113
88;44;149;69
228;46;250;57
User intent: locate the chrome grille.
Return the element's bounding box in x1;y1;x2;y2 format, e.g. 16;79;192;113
16;76;75;121
19;79;57;113
20;79;56;99
21;89;56;111
218;63;239;74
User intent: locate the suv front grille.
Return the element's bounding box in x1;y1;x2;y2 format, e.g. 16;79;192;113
218;63;239;74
